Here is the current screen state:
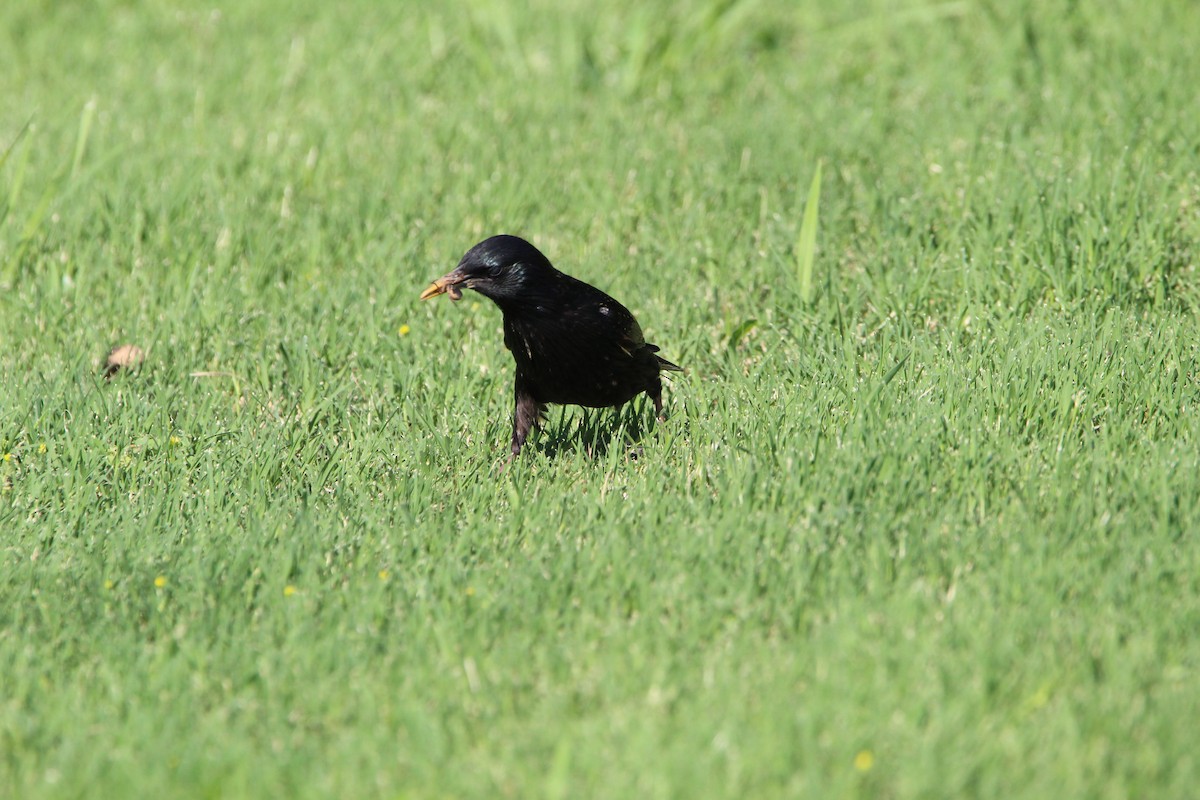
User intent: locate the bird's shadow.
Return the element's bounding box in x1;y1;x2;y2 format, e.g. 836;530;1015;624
530;401;662;461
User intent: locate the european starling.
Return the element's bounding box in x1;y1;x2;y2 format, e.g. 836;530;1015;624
421;235;681;456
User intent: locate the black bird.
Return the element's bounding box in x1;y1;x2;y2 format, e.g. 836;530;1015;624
420;235;681;456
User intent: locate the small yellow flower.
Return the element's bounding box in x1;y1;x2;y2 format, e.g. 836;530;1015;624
2;453;11;462
378;570;390;581
283;585;297;596
398;324;411;337
154;575;167;588
854;750;874;772
465;586;475;597
169;436;181;446
103;579;114;590
38;443;47;454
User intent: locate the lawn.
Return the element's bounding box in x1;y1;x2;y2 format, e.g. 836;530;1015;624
2;0;1199;797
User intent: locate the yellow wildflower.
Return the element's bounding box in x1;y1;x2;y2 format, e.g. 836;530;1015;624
283;585;297;597
154;576;167;588
398;325;411;337
854;750;874;772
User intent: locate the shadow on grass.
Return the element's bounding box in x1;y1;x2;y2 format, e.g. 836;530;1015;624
530;400;664;461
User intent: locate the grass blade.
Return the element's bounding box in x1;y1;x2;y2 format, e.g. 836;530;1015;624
70;98;97;180
1;118;35;224
0;116;34;176
796;161;822;303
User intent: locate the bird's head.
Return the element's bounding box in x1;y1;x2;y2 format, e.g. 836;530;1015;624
420;235;555;305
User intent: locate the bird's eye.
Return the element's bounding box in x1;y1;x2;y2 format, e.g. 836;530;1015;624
487;264;504;278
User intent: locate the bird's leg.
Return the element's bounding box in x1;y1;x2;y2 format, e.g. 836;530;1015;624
649;379;666;421
512;377;542;456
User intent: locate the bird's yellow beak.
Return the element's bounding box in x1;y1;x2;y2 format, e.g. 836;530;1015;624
419;270;466;301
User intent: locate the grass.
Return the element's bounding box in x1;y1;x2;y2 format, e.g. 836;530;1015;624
2;0;1199;797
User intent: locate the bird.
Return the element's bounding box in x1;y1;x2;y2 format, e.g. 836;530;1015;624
420;235;681;456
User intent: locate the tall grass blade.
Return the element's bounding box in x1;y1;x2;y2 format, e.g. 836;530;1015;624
796;161;822;303
1;118;35;225
70;98;97;180
0;117;33;177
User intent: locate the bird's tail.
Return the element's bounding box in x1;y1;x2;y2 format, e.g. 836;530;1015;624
656;354;683;373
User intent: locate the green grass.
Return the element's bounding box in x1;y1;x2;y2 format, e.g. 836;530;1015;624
3;0;1200;797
